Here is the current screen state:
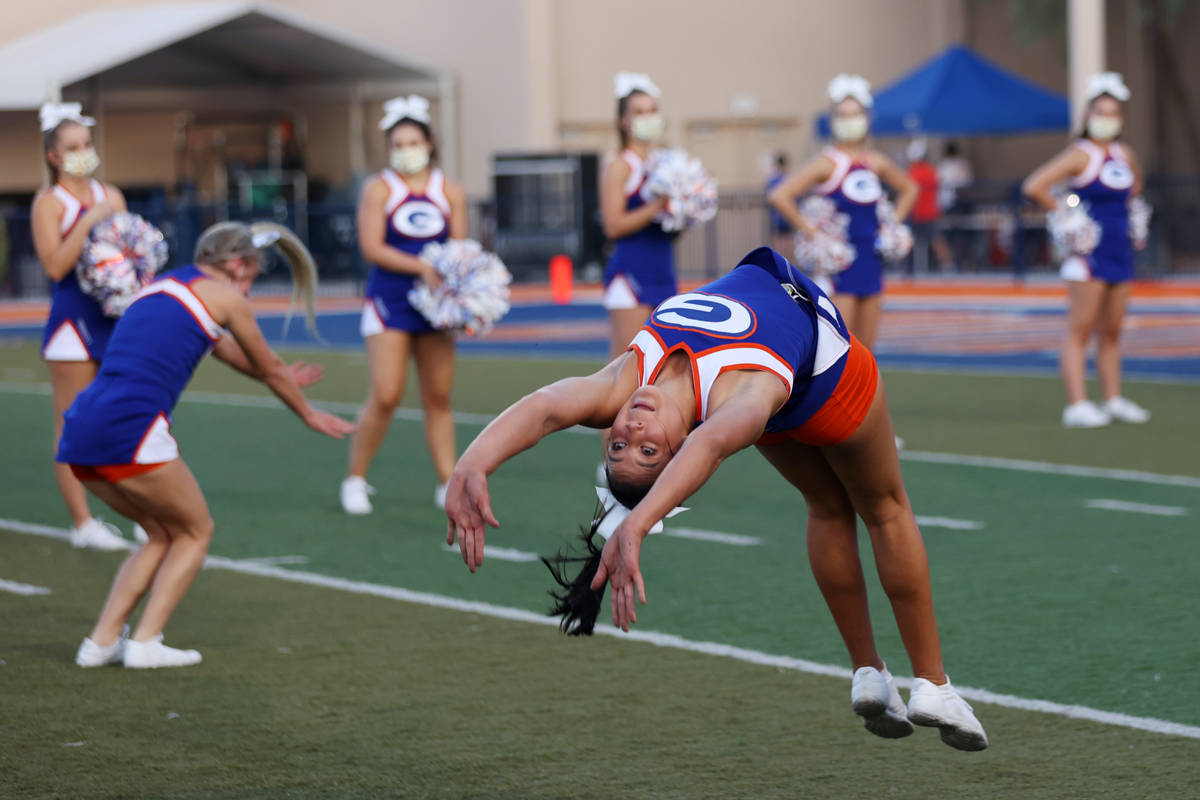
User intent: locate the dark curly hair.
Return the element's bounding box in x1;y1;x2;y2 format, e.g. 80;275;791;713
542;503;609;636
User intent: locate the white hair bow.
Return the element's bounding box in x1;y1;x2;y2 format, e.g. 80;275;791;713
39;101;95;132
593;485;687;540
827;73;873;108
1087;72;1130;102
614;72;661;100
379;95;431;130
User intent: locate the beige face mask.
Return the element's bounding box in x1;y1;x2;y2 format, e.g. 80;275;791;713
390;145;430;175
62;147;100;177
831;114;869;143
630;113;665;142
1086;115;1122;141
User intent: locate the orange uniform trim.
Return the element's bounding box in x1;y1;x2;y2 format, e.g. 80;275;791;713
758;334;879;447
70;461;169;483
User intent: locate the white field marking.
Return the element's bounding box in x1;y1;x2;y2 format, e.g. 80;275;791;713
1084;499;1189;517
233;555;310;567
5;380;1200;489
663;528;762;546
900;449;1200;490
441;544;540;563
0;578;51;596
4;517;1200;740
914;516;985;531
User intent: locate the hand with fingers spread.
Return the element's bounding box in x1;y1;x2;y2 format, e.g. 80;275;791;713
590;520;647;632
444;465;500;573
306;409;356;439
287;360;325;388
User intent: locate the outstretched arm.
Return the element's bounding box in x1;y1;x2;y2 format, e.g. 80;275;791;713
447;353;638;571
593;373;786;631
212;335;324;387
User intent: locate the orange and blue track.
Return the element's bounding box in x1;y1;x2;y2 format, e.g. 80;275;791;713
4;279;1200;379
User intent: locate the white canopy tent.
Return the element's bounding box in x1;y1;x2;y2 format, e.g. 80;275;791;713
0;1;457;177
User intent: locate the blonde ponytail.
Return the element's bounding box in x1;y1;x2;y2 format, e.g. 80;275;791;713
249;222;319;338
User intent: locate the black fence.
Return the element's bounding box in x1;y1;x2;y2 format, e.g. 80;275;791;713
1;176;1194;298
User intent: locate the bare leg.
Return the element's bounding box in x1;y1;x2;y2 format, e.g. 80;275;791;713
757;441;883;672
831;294;860;340
1096;282;1131;401
849;294;884;352
821;381;947;684
1061;281;1105;405
47;361;98;527
347;330;412;478
413;332;457;484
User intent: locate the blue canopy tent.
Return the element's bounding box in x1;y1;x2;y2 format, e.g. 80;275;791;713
815;45;1070;137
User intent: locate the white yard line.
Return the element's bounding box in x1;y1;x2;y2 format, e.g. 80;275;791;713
1084;499;1189;517
0;577;52;595
663;528;762;546
234;555;311;566
4;515;1199;740
441;544;541;563
914;516;985;531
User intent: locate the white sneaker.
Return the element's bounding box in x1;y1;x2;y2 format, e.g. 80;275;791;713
1062;400;1110;429
70;518;130;551
75;626;128;668
434;483;448;510
123;635;202;669
132;523;150;544
851;666;914;739
894;435;905;450
1104;396;1150;424
340;476;375;515
907;677;989;751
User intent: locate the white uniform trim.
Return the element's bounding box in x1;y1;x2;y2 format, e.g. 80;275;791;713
603;274;640;310
42;320;90;361
812;315;851;375
815;147;852;196
133;412;179;464
360;298;385;337
621;150;646;197
51;180;106;234
131;280;223;341
381;168;451;216
1071;139;1107;188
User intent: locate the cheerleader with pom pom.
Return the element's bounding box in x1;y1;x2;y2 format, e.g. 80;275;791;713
62;222;354;669
602;72;677;360
768;75;917;351
341;96;469;514
31;101;136;551
1023;72;1150;428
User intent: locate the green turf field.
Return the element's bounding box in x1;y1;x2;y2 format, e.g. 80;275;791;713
2;340;1199;798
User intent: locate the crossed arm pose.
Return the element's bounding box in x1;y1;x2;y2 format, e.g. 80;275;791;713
445;247;988;751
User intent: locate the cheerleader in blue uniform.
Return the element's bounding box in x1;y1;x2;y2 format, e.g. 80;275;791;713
1024;72;1150;428
31;102;133;551
602;73;675;359
63;222;354;669
444;247;988;751
768;75;917;351
341;96;469;515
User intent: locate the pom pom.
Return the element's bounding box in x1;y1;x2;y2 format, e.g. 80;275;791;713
875;199;914;261
1047;195;1101;259
641;148;719;232
1129;195;1152;246
408;239;512;335
75;212;169;317
792;195;856;274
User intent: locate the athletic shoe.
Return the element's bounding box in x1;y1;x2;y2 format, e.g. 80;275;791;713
75;626;129;668
340;476;375;515
907;677;989;751
70;518;129;551
851;666;914;739
894;435;905;450
123;635;202;669
1104;396;1150;424
1062;400;1110;429
434;483;448;510
132;524;150;544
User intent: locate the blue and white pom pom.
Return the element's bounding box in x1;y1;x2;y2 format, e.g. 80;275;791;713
1128;195;1152;246
1047;195;1101;259
641;148;719;232
875;198;914;261
408;239;512;335
793;195;856;274
76;212;169;317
